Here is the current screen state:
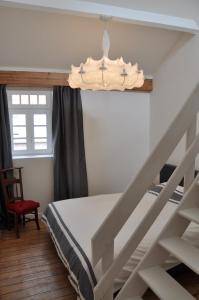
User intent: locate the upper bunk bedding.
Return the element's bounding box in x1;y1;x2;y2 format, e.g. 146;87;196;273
42;183;199;300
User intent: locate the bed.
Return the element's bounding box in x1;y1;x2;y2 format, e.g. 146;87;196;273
42;165;199;300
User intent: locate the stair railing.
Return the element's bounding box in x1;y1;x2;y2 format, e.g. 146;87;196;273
92;83;199;300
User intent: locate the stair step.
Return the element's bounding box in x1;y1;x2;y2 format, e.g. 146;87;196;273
159;236;199;274
139;266;194;300
179;208;199;224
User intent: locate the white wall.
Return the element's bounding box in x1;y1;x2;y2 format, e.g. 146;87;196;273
82;90;150;195
150;4;199;167
13;91;150;211
13;157;53;212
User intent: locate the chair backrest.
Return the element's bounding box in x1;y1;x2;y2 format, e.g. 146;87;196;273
0;167;24;204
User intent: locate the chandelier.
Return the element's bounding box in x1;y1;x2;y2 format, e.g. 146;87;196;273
68;17;144;91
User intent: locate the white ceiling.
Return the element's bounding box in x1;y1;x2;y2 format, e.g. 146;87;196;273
0;5;184;75
0;0;198;33
81;0;199;20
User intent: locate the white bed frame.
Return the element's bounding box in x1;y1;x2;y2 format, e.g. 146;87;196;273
92;83;199;300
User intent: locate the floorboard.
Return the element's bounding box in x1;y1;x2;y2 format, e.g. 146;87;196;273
1;222;199;299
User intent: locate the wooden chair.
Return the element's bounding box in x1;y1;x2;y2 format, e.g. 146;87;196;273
0;167;40;238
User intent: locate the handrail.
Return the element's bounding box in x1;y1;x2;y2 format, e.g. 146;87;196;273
92;83;199;266
94;130;199;300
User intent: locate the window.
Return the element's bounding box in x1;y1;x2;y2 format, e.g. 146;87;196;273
7;89;53;157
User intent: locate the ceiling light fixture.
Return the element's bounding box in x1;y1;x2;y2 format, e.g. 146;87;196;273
68;16;144;91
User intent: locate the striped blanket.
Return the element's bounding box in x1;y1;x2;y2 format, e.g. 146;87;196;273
148;182;183;204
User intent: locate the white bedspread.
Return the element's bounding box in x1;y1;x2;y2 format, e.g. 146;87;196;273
52;189;199;291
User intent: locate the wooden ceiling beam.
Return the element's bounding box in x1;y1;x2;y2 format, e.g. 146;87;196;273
0;70;153;92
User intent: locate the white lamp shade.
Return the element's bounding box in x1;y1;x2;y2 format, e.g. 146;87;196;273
68;56;144;91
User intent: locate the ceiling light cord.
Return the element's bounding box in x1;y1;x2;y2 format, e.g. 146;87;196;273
101;16;111;58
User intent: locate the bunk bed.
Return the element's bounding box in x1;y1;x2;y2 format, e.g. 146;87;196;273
42;164;199;300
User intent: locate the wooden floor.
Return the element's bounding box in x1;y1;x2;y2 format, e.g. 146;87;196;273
0;222;76;300
0;222;199;300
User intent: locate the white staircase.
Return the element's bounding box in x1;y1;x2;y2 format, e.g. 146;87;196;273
92;83;199;300
116;174;199;300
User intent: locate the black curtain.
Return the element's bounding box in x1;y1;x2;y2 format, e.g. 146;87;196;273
0;85;13;227
52;86;88;201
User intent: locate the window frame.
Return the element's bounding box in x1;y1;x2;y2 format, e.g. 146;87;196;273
7;88;53;157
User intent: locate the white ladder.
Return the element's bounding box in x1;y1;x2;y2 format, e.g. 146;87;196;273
116;174;199;300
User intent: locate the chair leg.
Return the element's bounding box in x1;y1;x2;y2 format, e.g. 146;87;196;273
5;210;9;230
35;208;40;230
23;215;26;227
15;214;20;238
7;213;11;231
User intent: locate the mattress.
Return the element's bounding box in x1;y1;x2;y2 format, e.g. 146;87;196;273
42;184;199;300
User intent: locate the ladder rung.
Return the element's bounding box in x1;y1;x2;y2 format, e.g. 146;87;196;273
179;208;199;225
159;236;199;274
139;266;194;300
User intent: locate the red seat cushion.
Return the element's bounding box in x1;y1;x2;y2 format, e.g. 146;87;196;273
7;200;40;214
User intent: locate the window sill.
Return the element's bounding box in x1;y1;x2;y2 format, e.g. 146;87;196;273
13;154;53;160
